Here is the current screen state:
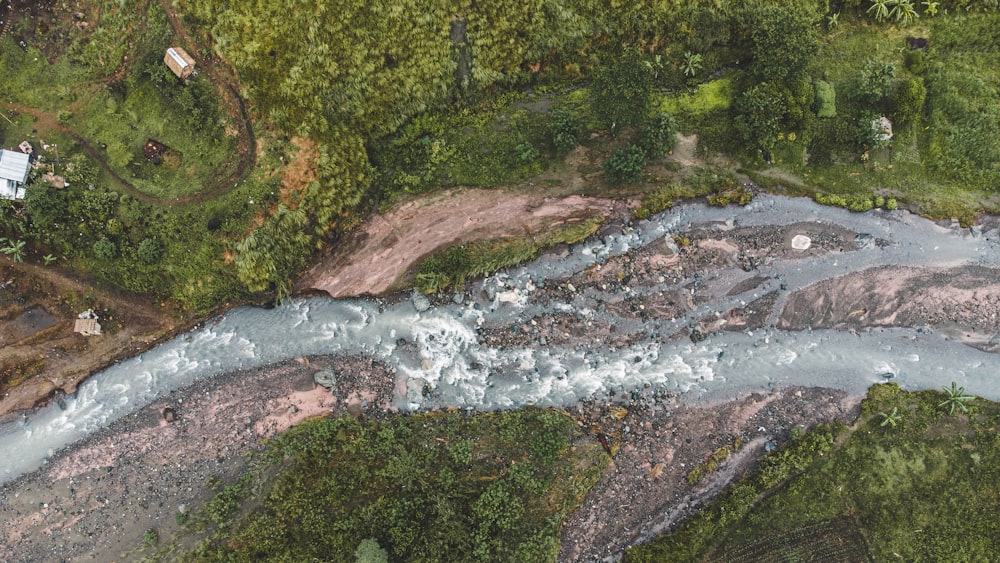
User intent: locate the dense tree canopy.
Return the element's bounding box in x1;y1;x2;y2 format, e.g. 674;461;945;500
749;6;819;83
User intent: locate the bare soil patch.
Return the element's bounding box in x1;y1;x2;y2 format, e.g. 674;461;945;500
298;187;617;297
0;258;175;418
558;388;862;562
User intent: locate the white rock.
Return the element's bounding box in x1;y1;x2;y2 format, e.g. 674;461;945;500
790;234;812;250
497;290;520;303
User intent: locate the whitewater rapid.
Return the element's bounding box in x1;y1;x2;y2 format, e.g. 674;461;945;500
1;195;997;485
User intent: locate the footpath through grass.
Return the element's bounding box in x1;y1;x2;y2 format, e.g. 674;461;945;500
627;383;1000;562
170;408;606;562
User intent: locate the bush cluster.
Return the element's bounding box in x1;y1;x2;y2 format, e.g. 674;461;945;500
602;145;647;185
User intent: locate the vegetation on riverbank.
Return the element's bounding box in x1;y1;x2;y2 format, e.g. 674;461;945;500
413;216;604;294
169;408;606;561
3;0;999;311
626;383;1000;561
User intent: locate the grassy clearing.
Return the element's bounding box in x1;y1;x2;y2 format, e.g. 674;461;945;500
171;409;606;562
0;2;233;200
627;384;1000;562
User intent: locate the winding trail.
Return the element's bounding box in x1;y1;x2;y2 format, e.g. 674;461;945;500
1;0;255;205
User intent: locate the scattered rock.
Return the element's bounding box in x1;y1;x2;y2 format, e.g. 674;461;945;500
411;292;431;313
497;290;520;304
162;407;177;423
790;234;812;250
313;369;336;389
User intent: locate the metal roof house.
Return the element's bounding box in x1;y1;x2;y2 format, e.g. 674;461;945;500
164;47;196;79
0;149;30;200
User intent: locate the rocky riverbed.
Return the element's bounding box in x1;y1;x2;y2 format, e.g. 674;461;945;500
2;195;999;561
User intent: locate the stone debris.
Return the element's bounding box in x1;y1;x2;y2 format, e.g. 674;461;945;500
312;369;336;389
411;291;431;313
790;234;812;250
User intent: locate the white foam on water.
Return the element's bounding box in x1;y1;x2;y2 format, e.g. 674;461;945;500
1;195;998;485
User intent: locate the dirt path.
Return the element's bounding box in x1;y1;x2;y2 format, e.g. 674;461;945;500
156;0;257;204
1;0;255;206
298;187;619;297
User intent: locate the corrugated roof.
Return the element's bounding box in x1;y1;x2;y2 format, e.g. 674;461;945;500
0;149;30;183
166;47;192;69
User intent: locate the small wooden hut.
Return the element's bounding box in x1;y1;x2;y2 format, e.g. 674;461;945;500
164;47;196;80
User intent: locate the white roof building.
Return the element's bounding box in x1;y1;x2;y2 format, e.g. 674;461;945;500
0;149;31;200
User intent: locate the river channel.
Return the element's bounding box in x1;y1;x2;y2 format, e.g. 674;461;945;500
1;195;997;485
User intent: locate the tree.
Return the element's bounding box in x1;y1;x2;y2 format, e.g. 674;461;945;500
878;407;903;428
591;52;653;134
355;538;389;563
640;113;678;158
602;145;646;185
938;382;973;415
549;108;581;156
1;238;25;263
25;185;69;230
750;7;818;83
734;82;787;153
681;51;703;78
858;59;896;108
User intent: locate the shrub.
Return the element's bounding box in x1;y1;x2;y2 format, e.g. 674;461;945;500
814;80;837;118
857;59;896;108
137;238;164;264
904;49;925;75
639;113;678;158
602;145;646;185
93;238;117;261
515;142;539;163
591;52;653;134
892;77;927;126
634;183;695;219
886;197;898;211
846;194;875;212
549;108;581;156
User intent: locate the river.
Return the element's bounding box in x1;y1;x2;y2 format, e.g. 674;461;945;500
1;195;997;485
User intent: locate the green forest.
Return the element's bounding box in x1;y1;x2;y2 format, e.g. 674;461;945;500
1;0;998;310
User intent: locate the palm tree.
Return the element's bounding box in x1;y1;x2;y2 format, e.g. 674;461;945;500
1;238;25;263
826;12;840;30
938;382;974;415
867;0;892;22
878;407;903;428
682;51;703;78
891;0;920;25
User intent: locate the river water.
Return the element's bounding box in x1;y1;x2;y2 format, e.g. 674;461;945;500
1;196;997;485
